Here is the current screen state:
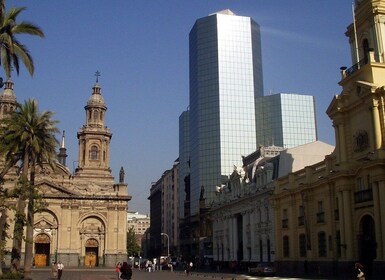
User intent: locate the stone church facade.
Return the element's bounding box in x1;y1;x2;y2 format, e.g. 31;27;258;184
0;78;131;268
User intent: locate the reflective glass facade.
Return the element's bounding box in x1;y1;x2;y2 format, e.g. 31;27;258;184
255;93;317;148
189;11;263;215
178;110;190;218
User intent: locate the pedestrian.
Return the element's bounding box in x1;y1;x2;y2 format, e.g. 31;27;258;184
120;262;132;280
51;261;58;279
355;262;365;280
115;262;122;279
57;261;64;280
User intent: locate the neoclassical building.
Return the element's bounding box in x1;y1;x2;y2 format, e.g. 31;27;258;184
0;78;131;268
273;0;385;277
210;142;333;268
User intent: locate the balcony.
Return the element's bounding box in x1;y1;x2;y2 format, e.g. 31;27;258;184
334;209;339;221
316;212;325;223
298;216;305;226
354;189;373;203
282;219;288;228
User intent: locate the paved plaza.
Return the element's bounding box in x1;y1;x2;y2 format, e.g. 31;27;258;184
31;268;245;280
29;267;335;280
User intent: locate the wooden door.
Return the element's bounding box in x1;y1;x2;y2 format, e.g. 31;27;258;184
34;254;47;266
85;252;97;267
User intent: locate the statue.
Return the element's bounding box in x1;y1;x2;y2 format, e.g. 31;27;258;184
119;167;125;183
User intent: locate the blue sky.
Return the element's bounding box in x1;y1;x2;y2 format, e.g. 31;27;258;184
8;1;353;214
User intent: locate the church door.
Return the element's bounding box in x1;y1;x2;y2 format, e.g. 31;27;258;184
85;238;99;267
358;215;376;277
34;233;51;266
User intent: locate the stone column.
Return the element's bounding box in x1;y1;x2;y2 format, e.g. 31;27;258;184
338;124;347;162
371;101;382;149
250;210;256;261
232;216;237;261
374;181;385;259
337;191;346;259
342;190;354;259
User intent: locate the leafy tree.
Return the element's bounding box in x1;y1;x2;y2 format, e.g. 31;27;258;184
0;0;44;79
0;99;59;277
127;227;141;257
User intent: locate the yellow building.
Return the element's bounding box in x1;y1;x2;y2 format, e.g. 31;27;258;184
0;79;131;268
273;0;385;277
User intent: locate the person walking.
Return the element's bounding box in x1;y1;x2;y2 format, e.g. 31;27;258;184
57;261;64;280
355;262;365;280
51;262;58;279
120;262;132;280
116;262;122;279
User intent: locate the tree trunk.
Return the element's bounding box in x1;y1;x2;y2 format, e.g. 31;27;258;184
23;161;36;280
0;208;8;276
11;151;29;272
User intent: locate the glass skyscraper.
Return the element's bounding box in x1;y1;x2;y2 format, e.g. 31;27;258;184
255;93;317;148
189;9;263;215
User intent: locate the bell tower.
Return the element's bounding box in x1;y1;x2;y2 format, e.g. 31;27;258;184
74;73;114;184
327;0;385;164
0;78;17;120
347;0;385;65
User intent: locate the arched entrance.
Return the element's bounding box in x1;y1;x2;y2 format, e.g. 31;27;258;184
358;215;376;277
34;233;51;266
85;238;99;267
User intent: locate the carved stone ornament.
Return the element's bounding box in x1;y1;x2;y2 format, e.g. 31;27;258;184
353;129;369;152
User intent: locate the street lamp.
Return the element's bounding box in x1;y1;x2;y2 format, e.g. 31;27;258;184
160;232;169;259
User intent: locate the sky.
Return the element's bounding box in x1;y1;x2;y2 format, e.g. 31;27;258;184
7;1;354;214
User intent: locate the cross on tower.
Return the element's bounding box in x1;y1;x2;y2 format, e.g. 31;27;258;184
95;70;101;83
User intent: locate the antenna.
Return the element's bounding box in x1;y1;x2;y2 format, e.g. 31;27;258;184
352;2;360;67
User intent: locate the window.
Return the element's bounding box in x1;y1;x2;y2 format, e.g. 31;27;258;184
318;231;327;257
282;209;288;228
299;234;307;257
317;201;325;223
298;206;305;226
90;146;99;160
283;236;290;257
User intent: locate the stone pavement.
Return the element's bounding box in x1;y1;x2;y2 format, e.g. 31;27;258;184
30;267;334;280
31;268;251;280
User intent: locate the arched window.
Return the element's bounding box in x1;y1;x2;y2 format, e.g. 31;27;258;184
362;38;370;63
299;234;307;257
90;146;98;160
318;231;327;257
94;110;99;121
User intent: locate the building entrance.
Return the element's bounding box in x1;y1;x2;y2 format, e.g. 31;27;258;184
359;215;376;276
85;238;99;267
34;233;51;266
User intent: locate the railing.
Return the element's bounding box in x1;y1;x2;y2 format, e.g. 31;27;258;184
354;189;373;203
282;219;288;228
345;57;369;76
334;209;339;221
298;216;305;226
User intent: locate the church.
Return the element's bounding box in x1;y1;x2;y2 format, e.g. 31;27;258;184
0;77;131;268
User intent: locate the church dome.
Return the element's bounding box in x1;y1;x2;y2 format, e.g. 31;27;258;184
0;79;16;103
87;83;106;107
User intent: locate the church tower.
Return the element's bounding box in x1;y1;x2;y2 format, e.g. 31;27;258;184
0;78;17;120
325;0;385;275
57;130;67;166
329;0;385;163
74;76;114;184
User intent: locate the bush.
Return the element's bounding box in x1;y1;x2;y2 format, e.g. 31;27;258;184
0;271;24;279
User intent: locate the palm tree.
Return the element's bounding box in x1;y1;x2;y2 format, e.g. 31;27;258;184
0;0;44;79
0;99;59;276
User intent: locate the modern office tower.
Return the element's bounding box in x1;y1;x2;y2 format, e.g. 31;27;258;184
255;93;317;148
178;110;190;219
189;9;263;215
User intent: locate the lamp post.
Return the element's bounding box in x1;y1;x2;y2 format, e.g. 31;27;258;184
160;233;169;259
